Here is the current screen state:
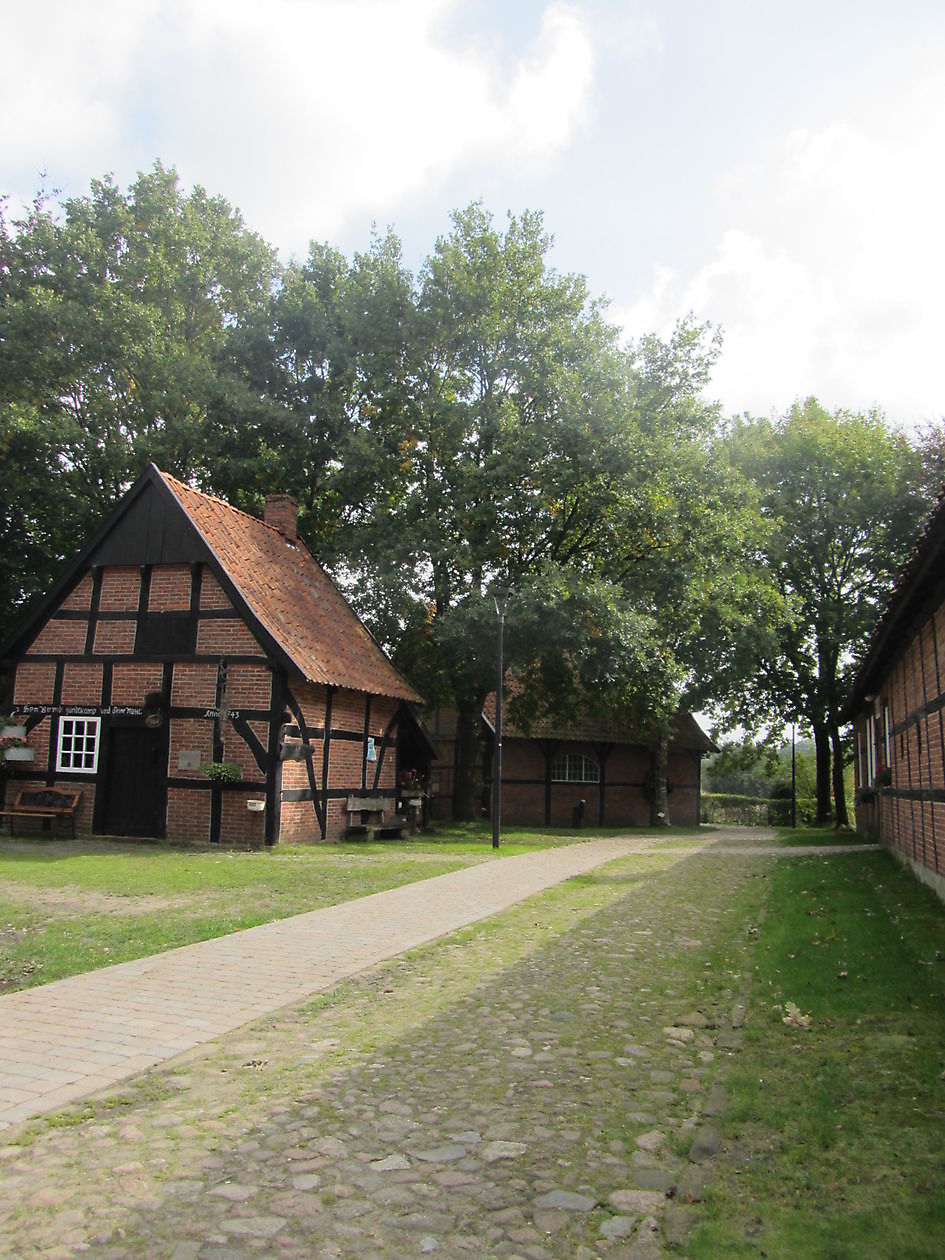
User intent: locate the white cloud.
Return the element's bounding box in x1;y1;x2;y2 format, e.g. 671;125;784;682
0;1;160;171
614;58;945;427
1;0;594;256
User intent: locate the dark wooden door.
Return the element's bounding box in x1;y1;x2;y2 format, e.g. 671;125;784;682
101;725;168;837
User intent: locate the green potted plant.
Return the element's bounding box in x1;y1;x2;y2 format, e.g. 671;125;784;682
201;760;242;784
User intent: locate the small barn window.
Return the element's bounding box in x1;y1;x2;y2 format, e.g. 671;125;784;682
57;717;101;773
551;753;599;783
865;713;876;782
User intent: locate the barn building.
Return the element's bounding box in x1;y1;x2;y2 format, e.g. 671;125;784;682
847;491;945;899
0;465;422;845
427;701;713;828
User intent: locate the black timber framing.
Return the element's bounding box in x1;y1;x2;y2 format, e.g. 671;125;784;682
592;742;614;825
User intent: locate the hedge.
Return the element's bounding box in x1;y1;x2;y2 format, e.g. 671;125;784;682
701;792;818;826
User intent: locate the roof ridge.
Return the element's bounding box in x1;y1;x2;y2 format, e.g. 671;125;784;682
156;466;292;542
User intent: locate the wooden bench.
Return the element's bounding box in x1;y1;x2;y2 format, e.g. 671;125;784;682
0;788;83;838
344;794;408;840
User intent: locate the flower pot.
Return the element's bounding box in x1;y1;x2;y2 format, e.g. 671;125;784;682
1;725;26;740
4;747;34;762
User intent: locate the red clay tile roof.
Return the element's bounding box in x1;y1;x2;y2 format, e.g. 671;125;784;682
158;469;419;702
482;689;714;751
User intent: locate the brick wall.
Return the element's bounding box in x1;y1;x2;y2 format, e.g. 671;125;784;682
171;663;218;710
220;789;268;848
92;620;136;655
166;787;211;843
226;664;272;710
99;567;142;611
497;738;701;829
220;719;268;782
200;571;233;610
854;599;945;884
61;573;93;611
112;663;166;705
61;663;104;705
196;618;264;656
278;683;400;842
169;719;214;778
148;564;191;610
28;619;87;654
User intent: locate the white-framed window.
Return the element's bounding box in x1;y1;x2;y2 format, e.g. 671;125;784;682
882;702;891;769
551;752;599;783
57;716;101;773
865;713;876;783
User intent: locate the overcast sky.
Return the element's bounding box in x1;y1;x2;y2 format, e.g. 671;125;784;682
3;0;944;427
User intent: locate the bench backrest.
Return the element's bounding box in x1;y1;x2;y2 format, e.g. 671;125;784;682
12;788;82;813
346;795;393;813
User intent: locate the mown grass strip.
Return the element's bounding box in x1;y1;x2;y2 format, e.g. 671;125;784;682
689;848;945;1258
0;839;550;991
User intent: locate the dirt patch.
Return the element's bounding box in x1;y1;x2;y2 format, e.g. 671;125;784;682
0;880;199;917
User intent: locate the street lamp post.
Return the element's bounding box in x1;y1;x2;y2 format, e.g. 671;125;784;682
490;587;512;849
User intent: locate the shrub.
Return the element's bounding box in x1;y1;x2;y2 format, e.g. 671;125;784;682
201;760;242;784
701;793;818;826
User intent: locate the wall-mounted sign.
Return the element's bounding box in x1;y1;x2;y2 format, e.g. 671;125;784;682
18;703;144;718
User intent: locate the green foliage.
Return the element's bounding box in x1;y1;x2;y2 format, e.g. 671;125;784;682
704;734;819;799
200;760;242;783
0;165;279;640
725;399;929;822
701;792;818;826
704;735;784;795
3;171;922;836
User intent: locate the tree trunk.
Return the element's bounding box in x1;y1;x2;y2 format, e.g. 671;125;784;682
454;698;485;822
830;722;849;828
813;721;832;823
651;736;671;826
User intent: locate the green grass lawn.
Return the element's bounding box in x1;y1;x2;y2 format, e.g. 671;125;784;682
774;822;875;847
0;832;561;992
689;845;945;1258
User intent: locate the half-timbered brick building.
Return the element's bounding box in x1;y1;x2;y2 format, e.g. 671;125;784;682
426;699;713;827
0;465;421;845
848;491;945;899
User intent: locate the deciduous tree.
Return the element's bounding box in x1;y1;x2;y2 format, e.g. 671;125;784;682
728;399;927;824
0;166;279;640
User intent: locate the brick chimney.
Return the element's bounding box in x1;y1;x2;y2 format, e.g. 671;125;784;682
264;494;298;542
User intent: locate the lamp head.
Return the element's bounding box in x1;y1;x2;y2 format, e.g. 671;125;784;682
489;586;513;617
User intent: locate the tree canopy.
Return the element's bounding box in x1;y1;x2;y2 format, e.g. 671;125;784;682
1;167;935;826
0;165;278;622
726;399;929;823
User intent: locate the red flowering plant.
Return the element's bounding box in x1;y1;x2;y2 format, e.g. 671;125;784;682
0;721;29;771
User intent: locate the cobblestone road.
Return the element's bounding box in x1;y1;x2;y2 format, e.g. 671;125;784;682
0;831;871;1258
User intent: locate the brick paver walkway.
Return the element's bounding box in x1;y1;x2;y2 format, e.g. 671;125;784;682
0;836;653;1130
